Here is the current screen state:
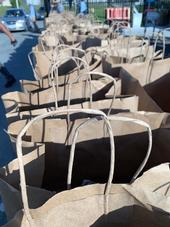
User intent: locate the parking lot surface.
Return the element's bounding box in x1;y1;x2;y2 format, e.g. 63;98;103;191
0;25;42;167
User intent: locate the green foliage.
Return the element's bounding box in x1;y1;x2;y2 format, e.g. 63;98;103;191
10;0;22;8
0;6;9;16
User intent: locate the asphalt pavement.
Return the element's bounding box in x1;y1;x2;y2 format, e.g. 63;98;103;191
0;22;43;168
0;22;44;225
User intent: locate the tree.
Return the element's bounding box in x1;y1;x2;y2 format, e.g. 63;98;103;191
10;0;21;7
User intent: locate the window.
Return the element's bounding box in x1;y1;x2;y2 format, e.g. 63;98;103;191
6;10;24;17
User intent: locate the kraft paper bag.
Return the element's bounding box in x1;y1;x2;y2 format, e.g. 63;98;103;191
7;111;170;189
0;179;54;222
106;36;150;49
0;141;45;190
2;78;120;113
118;68;162;112
2;111;170;227
31;48;101;81
92;45;154;64
21;52;102;92
5;95;139;125
144;72;170;113
32;48;77;79
2;68;161;114
100;64;162;112
121;58;170;86
2;175;170;227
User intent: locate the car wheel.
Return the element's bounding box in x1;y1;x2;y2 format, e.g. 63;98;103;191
25;21;32;32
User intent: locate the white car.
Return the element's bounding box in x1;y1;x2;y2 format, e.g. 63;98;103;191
1;8;31;31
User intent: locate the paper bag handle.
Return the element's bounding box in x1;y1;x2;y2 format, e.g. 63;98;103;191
108;115;152;183
67;72;117;115
67;115;152;214
67;115;152;190
67;116;115;191
146;31;165;84
89;72;117;116
57;46;88;70
40;30;64;51
28;51;40;80
16;109;107;225
49;56;90;108
153;31;165;60
55;44;87;60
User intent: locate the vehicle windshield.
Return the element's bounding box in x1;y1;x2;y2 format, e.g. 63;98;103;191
5;10;24;17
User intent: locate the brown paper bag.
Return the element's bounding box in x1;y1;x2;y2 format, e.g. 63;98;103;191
5;95;139;125
144;72;170;112
30;47;101;81
3;68;161;114
0;179;54;222
22;52;102;92
2;179;170;227
2;110;170;226
7;110;170;188
30;48;78;79
92;45;154;64
121;58;170;86
2;75;120;113
0;141;45;189
106;36;150;49
118;68;162;112
100;64;162;112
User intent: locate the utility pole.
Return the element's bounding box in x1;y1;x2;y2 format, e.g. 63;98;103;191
130;0;133;27
16;0;19;8
87;0;89;14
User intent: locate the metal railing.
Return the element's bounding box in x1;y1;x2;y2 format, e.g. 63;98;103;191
63;0;135;22
63;0;170;25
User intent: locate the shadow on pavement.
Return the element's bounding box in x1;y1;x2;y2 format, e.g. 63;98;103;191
0;32;38;167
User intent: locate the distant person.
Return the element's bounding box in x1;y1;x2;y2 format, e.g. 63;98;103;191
26;0;41;33
142;0;158;26
79;0;87;15
56;1;64;13
0;22;16;88
51;0;64;13
68;0;73;10
44;0;51;17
